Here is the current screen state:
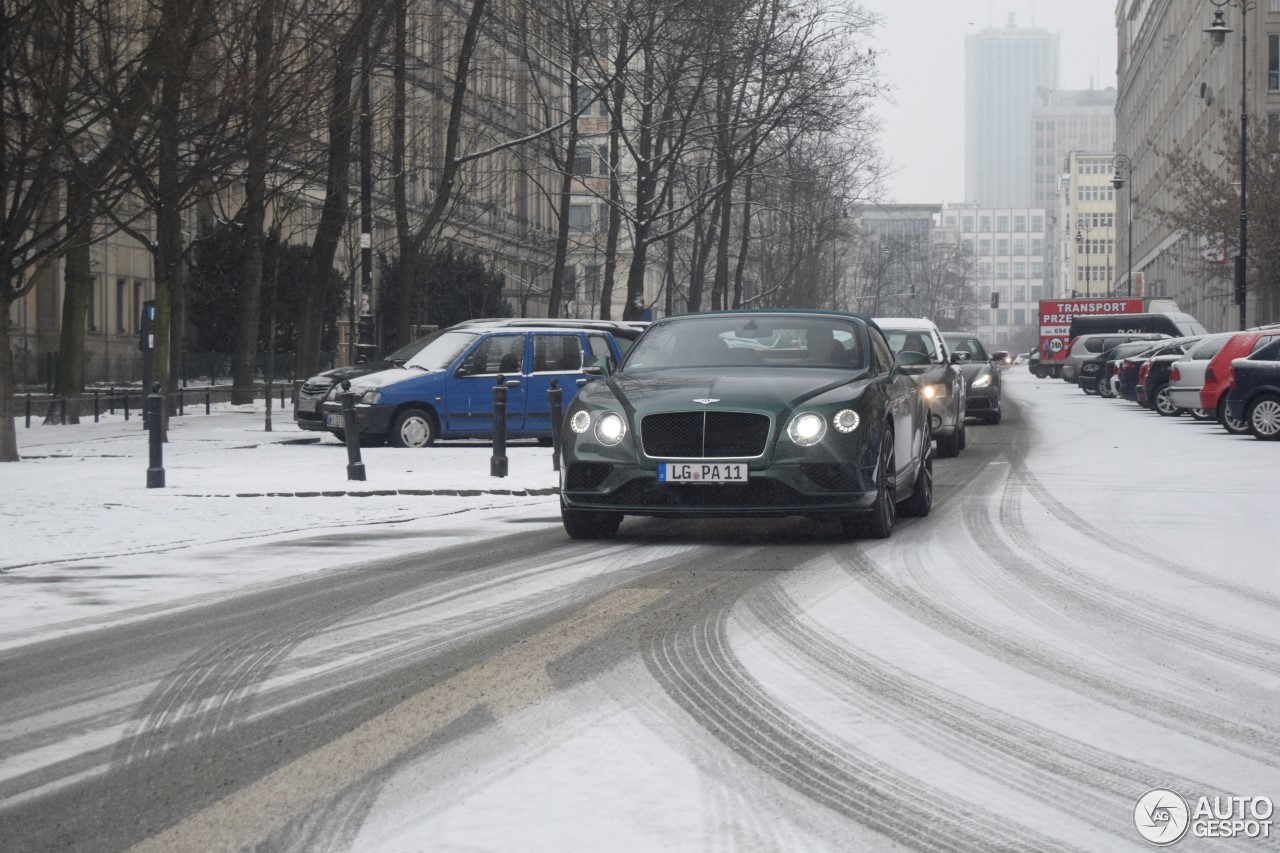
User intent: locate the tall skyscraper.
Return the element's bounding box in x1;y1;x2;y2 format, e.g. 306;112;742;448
965;14;1059;208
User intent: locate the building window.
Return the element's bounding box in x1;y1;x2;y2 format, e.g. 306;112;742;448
571;146;594;175
1031;215;1044;231
1013;238;1026;255
1014;286;1026;301
116;278;127;332
979;239;991;255
1031;238;1043;255
568;203;592;232
996;239;1009;255
1031;285;1044;301
979;216;991;232
997;309;1008;325
997;216;1009;231
945;215;957;226
1269;35;1278;91
87;277;97;331
133;282;143;331
1013;262;1026;277
1014;309;1026;325
996;261;1009;278
1030;261;1043;278
1013;215;1026;232
962;238;974;255
962;216;974;231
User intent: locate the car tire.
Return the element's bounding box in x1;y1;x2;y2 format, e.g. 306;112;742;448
1190;408;1214;421
985;405;1002;425
1217;396;1250;435
1096;377;1112;397
389;408;438;448
1153;383;1182;417
935;425;962;458
561;506;623;539
1246;393;1280;441
1081;381;1097;395
898;438;933;518
842;433;895;539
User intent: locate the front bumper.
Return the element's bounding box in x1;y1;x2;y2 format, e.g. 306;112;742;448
928;396;963;436
318;401;395;436
965;385;999;413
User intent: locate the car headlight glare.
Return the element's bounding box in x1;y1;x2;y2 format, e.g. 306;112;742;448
833;409;861;433
921;383;947;400
570;410;592;433
787;412;827;446
595;412;627;445
971;372;992;389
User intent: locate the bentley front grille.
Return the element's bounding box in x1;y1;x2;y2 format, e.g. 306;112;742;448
640;411;771;458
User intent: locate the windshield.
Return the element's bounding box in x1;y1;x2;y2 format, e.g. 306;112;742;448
623;315;867;371
945;337;988;360
882;329;940;363
402;330;479;370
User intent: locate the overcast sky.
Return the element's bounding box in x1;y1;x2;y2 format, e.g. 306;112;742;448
861;0;1119;204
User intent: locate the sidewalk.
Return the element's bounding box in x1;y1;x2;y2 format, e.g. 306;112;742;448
2;405;564;646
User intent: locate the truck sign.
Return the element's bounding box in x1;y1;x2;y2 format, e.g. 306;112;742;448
1039;299;1144;360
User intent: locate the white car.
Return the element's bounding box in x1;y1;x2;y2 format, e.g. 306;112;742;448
1168;332;1235;411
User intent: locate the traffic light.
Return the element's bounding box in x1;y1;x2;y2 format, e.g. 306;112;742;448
990;292;999;309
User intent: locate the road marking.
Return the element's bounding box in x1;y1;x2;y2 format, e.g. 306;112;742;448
129;587;666;853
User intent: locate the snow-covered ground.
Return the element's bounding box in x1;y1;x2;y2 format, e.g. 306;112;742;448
2;407;564;647
4;371;1278;852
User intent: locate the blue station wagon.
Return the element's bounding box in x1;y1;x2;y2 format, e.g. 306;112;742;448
319;326;623;447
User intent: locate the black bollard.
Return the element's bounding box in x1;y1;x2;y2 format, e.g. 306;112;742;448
109;387;116;415
59;395;66;425
146;383;165;488
94;391;100;423
178;390;184;416
340;381;366;481
205;387;211;415
25;393;31;428
124;392;130;421
491;374;508;478
548;378;563;472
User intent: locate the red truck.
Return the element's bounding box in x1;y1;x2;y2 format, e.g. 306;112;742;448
1032;298;1204;378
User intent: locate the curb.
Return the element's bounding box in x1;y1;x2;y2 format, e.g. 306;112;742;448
170;487;562;498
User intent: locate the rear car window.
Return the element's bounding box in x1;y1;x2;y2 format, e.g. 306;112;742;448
1190;336;1229;359
1249;333;1280;354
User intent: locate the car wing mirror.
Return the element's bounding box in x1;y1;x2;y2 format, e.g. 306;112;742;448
890;350;930;380
584;354;613;377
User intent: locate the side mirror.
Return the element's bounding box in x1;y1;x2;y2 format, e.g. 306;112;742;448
949;351;970;365
890;350;930;380
583;354;613;377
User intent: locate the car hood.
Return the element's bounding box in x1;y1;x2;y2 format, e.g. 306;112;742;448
343;366;435;390
304;360;397;386
591;367;871;414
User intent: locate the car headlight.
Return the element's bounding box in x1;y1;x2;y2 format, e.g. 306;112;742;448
921;383;947;400
354;387;381;404
833;409;861;433
787;412;827;446
971;372;992;389
594;412;627;445
570;410;592;433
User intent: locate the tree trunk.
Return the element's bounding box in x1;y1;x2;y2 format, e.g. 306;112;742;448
296;28;362;380
0;307;19;461
548;58;581;320
599;20;627;321
232;0;276;404
391;0;416;348
731;172;754;307
51;180;92;424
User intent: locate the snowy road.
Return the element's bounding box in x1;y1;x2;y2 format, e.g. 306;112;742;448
1;371;1277;852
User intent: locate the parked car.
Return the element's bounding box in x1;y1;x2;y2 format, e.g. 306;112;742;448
317;326;625;446
942;332;1002;424
557;310;934;540
1168;333;1235;416
1225;337;1280;440
1137;337;1204;416
1200;328;1280;434
295;318;642;432
874;317;968;457
1059;333;1168;382
1081;340;1160;397
1116;341;1169;402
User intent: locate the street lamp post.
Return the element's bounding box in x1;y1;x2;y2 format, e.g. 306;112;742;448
1205;0;1253;330
1111;154;1134;297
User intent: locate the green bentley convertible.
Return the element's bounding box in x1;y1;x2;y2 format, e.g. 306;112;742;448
558;310;934;540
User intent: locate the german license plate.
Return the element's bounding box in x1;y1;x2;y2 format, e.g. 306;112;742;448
297;398;317;412
324;413;344;428
658;462;748;483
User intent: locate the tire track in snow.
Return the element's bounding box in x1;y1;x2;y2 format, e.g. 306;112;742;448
643;582;1077;852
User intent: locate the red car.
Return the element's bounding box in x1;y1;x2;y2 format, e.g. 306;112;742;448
1200;328;1280;433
